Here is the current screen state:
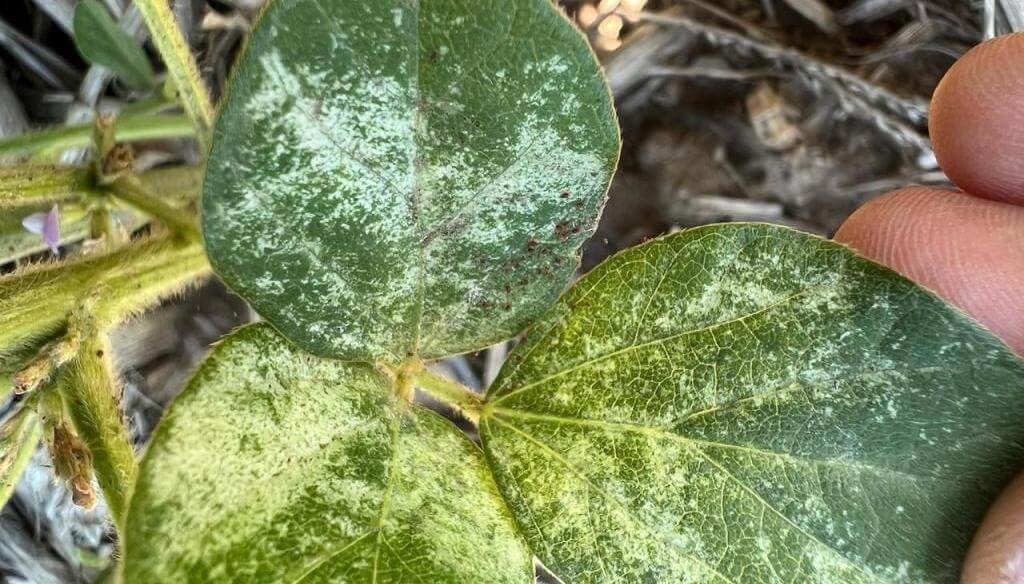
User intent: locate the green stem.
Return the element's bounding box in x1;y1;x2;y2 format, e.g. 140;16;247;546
58;323;136;530
90;239;210;327
0;114;194;158
0;237;210;360
2;237;208;529
117;95;179;118
0;165;97;208
0;163;201;211
137;164;203;202
412;368;483;423
106;174;200;241
134;0;214;150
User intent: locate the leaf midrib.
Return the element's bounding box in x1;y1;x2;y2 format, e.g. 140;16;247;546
295;0;525;357
409;0;427;356
486;416;737;584
490;284;828;406
487;407;949;483
371;413;404;583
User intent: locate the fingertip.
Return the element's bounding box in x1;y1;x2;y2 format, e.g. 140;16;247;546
962;473;1024;584
834;187;1024;354
931;33;1024;205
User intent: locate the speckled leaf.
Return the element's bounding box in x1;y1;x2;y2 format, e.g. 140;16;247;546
202;0;619;361
123;325;531;583
480;223;1024;583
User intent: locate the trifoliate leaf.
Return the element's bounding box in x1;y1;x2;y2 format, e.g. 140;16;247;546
73;0;156;90
481;223;1024;583
202;0;619;361
123;325;532;583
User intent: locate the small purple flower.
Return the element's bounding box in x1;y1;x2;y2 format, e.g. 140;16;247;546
22;203;61;255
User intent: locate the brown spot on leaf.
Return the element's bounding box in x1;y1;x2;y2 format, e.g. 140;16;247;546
554;221;571;243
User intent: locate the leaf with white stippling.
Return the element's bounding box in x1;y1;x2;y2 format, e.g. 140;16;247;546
480;223;1024;583
202;0;619;361
123;325;532;583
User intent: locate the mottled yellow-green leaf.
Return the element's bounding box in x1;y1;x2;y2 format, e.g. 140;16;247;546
202;0;619;361
481;223;1024;583
123;325;532;583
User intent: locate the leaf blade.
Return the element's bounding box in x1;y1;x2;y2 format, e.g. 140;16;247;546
481;223;1024;583
123;324;532;583
202;0;619;361
73;0;156;90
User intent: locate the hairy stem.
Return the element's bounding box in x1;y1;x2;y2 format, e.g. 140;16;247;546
0;164;201;210
58;324;136;529
106;174;201;241
134;0;214;150
0;166;97;208
0;237;210;363
0;114;194;158
411;368;483;423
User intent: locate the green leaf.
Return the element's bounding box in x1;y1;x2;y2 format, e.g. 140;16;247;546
202;0;619;361
123;324;532;583
73;0;156;90
480;223;1024;583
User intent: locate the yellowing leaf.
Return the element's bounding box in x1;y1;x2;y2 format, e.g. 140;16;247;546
481;223;1024;583
123;325;532;583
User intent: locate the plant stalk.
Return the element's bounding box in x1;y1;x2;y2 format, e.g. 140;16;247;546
133;0;214;150
58;324;136;529
0;237;210;362
0;166;97;208
412;368;483;423
137;164;204;202
0;114;194;158
0;394;42;508
106;174;201;241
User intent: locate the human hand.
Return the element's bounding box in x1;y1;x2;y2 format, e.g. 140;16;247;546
834;32;1024;584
